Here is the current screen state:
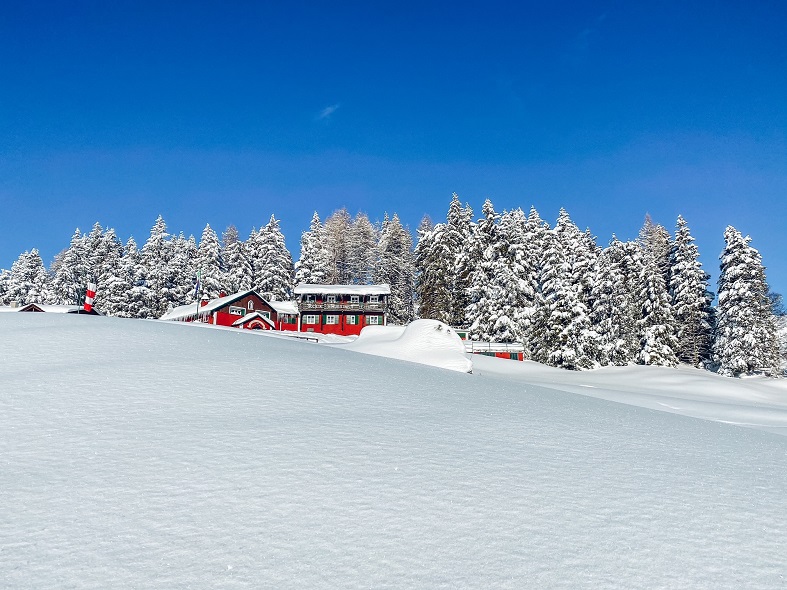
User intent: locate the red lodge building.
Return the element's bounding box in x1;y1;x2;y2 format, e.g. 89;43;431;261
159;284;389;336
159;290;299;331
293;283;390;336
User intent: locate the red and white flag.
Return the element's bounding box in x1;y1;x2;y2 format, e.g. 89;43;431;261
84;282;96;313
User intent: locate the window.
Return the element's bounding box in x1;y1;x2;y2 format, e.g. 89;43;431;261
326;315;339;325
229;306;245;316
326;295;337;304
304;314;319;325
306;295;315;302
368;295;379;303
247;301;254;310
347;315;357;325
350;295;359;304
260;311;270;319
366;315;380;325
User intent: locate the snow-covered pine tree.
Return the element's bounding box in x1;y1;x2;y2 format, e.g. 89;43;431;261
196;224;225;299
450;196;477;327
531;229;595;370
84;222;107;280
499;208;538;344
222;225;240;249
169;233;197;306
590;238;635;366
669;216;713;366
546;209;598;366
638;214;673;285
348;212;378;284
294;212;332;286
50;228;88;305
465;200;503;341
375;213;415;324
123;237;148;318
0;267;10;305
7;249;52;305
94;229;126;315
324;208;352;284
92;228;124;312
252;215;294;300
138;215;183;318
222;230;253;294
637;254;679;366
713;226;781;377
414;215;445;320
617;240;647;360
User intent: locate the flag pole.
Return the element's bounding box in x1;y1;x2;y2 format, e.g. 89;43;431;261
194;269;202;323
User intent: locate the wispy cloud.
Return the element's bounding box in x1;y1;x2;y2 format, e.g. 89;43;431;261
317;103;340;121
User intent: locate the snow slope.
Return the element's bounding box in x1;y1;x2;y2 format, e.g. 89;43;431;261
1;314;786;588
473;356;787;436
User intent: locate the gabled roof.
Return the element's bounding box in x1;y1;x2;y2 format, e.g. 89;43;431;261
160;290;260;321
232;312;276;328
16;303;103;315
159;290;296;322
293;283;391;296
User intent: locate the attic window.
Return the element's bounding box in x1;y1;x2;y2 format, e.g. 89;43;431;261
350;295;359;303
248;301;254;310
326;295;337;303
369;295;379;303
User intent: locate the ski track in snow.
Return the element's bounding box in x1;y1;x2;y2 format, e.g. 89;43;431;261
1;314;786;589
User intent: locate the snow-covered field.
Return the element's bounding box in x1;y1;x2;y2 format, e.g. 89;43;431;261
1;314;786;588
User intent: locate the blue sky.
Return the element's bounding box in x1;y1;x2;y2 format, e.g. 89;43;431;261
1;1;785;294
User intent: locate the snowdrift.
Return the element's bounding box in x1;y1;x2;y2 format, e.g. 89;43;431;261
472;355;787;436
1;314;786;589
334;319;472;373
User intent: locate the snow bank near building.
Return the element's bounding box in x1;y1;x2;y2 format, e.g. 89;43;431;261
335;319;472;373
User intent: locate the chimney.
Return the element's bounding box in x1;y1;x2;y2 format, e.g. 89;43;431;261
200;296;210;307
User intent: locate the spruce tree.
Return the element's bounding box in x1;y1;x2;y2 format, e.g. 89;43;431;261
637;255;679;366
669;216;713;366
295;211;332;286
50;229;88;305
590;238;634;366
375;213;415;324
531;230;595;370
414;216;451;321
196;224;225;299
465;200;505;341
253;215;294;300
713;226;780;376
8;249;52;305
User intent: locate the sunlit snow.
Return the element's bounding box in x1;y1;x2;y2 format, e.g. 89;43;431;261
1;314;785;588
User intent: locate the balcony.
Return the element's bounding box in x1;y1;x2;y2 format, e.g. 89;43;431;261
298;301;385;312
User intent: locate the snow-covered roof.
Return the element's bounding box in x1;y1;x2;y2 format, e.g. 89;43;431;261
294;283;391;296
159;291;298;322
19;303;84;314
0;306;19;313
267;300;299;315
160;290;258;321
232;312;276;328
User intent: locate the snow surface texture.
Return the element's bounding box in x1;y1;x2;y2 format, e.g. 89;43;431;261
334;319;473;373
1;314;786;589
473;356;787;437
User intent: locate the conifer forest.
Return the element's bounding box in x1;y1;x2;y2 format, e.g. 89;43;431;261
1;194;783;377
